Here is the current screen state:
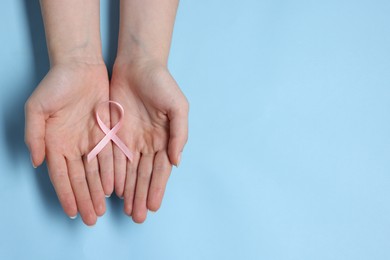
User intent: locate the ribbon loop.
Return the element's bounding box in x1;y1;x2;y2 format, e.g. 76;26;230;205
87;101;133;163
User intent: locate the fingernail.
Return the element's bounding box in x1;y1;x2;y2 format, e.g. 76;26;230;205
176;152;182;167
70;215;77;220
119;196;124;200
30;155;37;169
105;194;111;198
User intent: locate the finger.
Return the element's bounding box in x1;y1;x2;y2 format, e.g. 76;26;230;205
147;150;172;212
24;100;46;168
123;152;140;216
113;145;127;198
97;102;114;197
167;102;189;166
111;101;126;198
98;143;114;197
67;157;97;226
132;153;154;223
46;151;77;218
83;155;106;217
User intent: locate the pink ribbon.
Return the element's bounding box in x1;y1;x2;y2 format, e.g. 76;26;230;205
87;101;133;163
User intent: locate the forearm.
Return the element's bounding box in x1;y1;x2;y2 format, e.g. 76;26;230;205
40;0;103;65
116;0;179;65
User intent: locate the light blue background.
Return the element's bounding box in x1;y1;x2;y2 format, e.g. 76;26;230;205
1;0;389;259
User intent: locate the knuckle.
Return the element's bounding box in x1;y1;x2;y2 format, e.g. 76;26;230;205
86;168;99;178
99;151;113;162
138;172;151;183
89;188;103;198
56;171;68;181
70;173;87;186
124;189;135;202
134;191;147;201
153;161;168;173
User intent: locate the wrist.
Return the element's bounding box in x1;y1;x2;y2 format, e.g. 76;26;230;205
113;56;168;81
114;52;167;71
40;0;103;67
47;36;104;66
47;58;108;84
116;35;169;67
49;49;104;67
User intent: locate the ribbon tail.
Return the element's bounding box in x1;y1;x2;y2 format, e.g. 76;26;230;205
87;134;112;163
112;135;134;162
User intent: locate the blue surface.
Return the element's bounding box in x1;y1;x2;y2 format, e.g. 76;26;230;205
1;0;390;259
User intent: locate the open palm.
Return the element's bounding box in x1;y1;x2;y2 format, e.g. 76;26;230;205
110;61;189;223
25;63;114;226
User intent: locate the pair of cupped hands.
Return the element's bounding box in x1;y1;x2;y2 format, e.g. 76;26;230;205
24;57;189;226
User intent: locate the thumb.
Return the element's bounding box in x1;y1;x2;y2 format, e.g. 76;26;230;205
167;103;189;167
25;100;46;168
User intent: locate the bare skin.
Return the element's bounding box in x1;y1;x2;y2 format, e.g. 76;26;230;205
25;62;112;225
112;0;189;223
111;59;188;223
25;0;189;225
25;0;113;226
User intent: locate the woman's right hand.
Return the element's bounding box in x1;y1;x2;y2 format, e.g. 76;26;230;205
25;61;114;226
